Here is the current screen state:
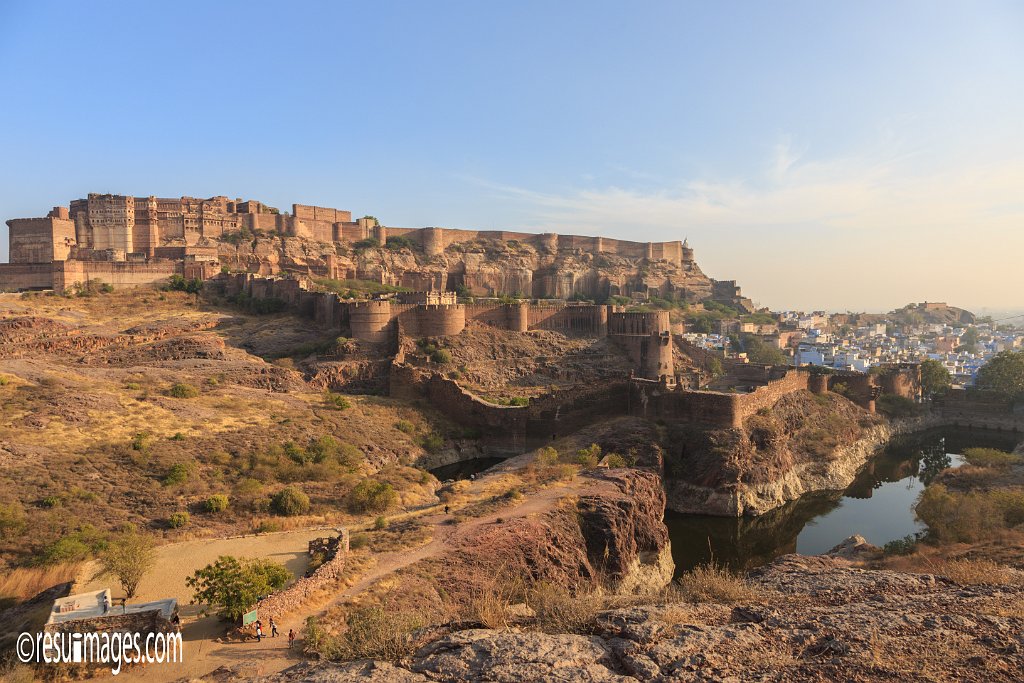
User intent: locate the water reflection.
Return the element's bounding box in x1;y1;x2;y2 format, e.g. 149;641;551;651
666;427;1020;574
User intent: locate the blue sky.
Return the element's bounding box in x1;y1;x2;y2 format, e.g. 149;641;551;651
1;0;1021;312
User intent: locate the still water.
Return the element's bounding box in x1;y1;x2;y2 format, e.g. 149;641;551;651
429;457;505;482
665;428;1020;574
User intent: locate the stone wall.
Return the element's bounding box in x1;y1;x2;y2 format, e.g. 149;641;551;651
629;370;811;428
255;532;348;621
0;262;55;290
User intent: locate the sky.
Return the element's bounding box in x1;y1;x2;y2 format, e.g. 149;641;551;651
0;0;1021;313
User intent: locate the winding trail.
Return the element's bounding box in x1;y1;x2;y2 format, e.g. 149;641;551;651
113;474;590;681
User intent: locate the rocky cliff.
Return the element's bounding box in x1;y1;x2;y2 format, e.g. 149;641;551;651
238;539;1024;682
216;235;717;302
663;391;891;516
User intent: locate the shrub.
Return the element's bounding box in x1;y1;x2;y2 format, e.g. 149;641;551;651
349;533;370;550
574;443;602;468
168;382;199;399
271;487;311;516
536;447;559;467
961;448;1021;469
528;582;602;634
162;462;192;487
395;420;416;434
676;562;758;603
876;394;918;418
915;484;1013;542
353;238;380;251
430;349;452;364
347;479;398;514
373;516;389;530
882;534;918;556
604;453;628;468
324;392;351;410
204;494;230;513
168;512;191;528
0;502;27;540
419;432;444;453
41;495;63;508
309;605;427;660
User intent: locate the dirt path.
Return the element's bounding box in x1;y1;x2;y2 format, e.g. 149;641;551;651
112;475;589;681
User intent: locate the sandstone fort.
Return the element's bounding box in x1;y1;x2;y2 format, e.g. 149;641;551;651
1;192;752;311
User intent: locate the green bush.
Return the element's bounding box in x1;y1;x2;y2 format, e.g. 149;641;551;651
876;394;918;418
373;516;389;530
204;494;230;513
41;495;63;508
430;349;452;364
346;479;399;514
324;392;351;410
349;533;370;550
882;534;918;556
395;420;416;434
271;487;311;516
419;432;444;453
604;453;628;468
162;462;192;487
168;512;191;529
168;382;199;399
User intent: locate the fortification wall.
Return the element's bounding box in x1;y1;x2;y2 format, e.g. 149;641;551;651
0;263;55;290
630;370;810;428
390;363;528;451
53;260;180;291
349;300;393;343
7;216;77;263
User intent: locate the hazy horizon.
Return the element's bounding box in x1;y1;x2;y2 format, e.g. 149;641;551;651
1;1;1021;312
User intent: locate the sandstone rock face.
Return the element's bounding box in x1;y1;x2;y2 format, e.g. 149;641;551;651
427;470;674;602
663;391;942;517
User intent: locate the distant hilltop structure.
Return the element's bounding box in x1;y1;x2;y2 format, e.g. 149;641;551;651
1;192;752;310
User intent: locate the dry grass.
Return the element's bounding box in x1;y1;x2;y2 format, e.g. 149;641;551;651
675;562;759;604
0;563;80;601
527;581;604;634
941;558;1023;586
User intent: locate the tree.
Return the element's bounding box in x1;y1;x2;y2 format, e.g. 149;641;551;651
99;528;156;600
741;334;787;365
959;326;979;353
186;555;290;621
919;359;952;396
974;350;1024;399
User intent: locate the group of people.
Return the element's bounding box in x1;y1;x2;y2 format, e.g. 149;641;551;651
253;617;296;648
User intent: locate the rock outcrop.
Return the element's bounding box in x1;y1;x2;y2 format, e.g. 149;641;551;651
664;391;902;516
254;545;1024;682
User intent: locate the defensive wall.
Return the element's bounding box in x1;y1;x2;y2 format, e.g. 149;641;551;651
388;363;628;451
222;273;675;379
0;259;182;291
933;389;1024;433
628;369;811;429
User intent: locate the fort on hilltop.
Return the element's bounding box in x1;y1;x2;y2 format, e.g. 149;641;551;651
1;192;752;310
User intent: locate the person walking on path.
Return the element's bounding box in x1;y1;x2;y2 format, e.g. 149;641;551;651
288;629;296;649
255;621;263;642
270;617;279;638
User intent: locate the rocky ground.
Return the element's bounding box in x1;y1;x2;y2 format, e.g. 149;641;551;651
206;539;1024;682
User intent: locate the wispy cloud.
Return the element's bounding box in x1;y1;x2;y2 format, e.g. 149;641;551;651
462;140;1024;310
